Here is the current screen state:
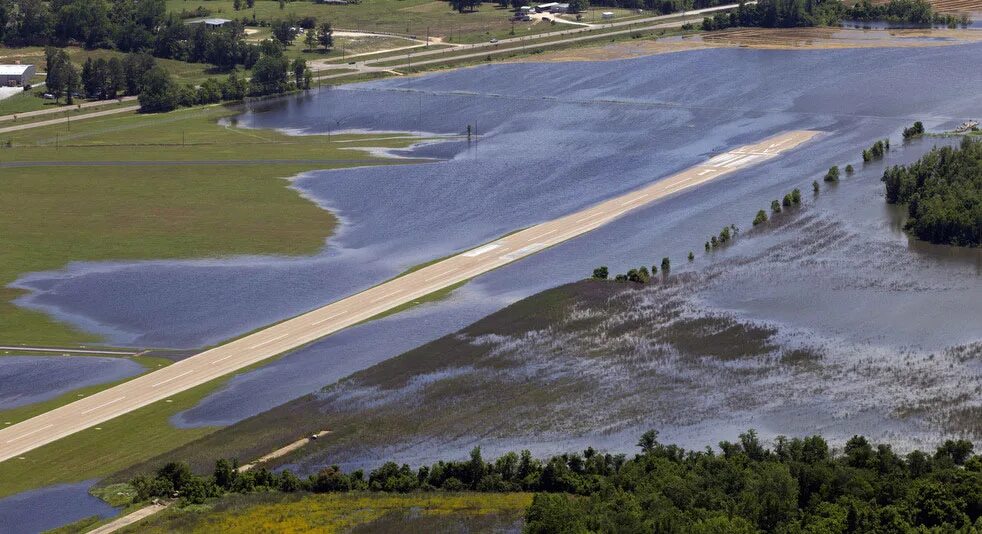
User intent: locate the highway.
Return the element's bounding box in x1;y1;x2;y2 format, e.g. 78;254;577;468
0;129;819;463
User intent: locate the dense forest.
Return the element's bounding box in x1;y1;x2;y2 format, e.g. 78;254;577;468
129;430;982;532
882;137;981;247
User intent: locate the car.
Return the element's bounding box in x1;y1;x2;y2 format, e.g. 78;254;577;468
490;38;499;44
42;93;55;99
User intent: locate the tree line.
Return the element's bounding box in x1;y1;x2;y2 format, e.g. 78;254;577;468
127;429;982;532
701;0;969;31
881;136;981;246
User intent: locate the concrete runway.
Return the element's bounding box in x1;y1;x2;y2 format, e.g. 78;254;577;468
0;129;819;464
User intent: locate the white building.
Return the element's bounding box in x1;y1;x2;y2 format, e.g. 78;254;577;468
188;18;232;29
0;64;36;87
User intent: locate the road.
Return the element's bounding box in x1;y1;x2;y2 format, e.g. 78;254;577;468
0;97;138;124
0;105;140;135
0;129;819;464
314;3;745;77
0;345;136;356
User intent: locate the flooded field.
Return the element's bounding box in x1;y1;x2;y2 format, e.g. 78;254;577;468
3;43;981;530
0;356;143;411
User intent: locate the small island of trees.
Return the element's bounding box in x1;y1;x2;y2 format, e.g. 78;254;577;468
882;136;981;246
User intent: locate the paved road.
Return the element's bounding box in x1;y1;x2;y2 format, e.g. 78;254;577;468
0;158;434;168
0;97;138;124
0;130;819;463
0;345;136;356
315;4;744;78
0;105;140;135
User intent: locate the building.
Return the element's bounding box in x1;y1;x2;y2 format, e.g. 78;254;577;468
0;64;36;87
188;18;232;29
601;11;615;19
549;3;570;13
536;2;558;12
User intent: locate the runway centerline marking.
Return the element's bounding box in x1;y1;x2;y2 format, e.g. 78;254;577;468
249;333;289;349
6;424;54;443
576;212;604;223
151;370;194;388
371;289;403;303
81;397;126;415
312;312;346;326
425;267;459;282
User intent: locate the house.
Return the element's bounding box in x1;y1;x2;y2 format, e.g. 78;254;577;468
0;64;36;87
549;3;570;13
535;2;558;12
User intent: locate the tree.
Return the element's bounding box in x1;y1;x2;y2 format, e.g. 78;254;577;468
824;165;839;182
845;164;854;175
903;121;925;139
318;22;334;50
812;180;820;193
63;62;80;104
197;77;223;103
138;65;177;112
304;30;318;51
771;199;781;213
782;193;793;207
44;48;71;101
303;68;313;90
271;20;297;45
123;53;156;95
291;57;306;87
249;54;289;96
688;251;694;261
106;57;124;99
222;71;247;100
661;257;670;272
233;0;242;10
791;188;801;204
214;458;238;490
592;266;608;280
753;209;768;226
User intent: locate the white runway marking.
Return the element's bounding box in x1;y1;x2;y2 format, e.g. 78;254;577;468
5;424;54;443
151;370;194;388
249;333;288;349
462;244;501;257
576;212;604;223
425;267;459;282
500;243;547;261
532;228;558;240
312;312;346;326
81;397;126;415
371;289;403;303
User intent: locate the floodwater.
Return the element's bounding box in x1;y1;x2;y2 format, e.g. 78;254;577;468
5;43;982;533
10;45;981;428
0;355;144;410
0;480;118;534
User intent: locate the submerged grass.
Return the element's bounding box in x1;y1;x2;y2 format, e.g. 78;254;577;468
0;105;424;345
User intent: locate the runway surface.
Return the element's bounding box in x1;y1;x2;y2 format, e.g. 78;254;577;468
0;129;819;463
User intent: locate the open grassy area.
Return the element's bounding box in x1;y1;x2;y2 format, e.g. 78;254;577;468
118;492;532;533
167;0;557;43
0;104;424;345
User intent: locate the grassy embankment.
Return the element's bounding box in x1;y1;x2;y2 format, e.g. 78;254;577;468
0;104;424;346
118;492;532;533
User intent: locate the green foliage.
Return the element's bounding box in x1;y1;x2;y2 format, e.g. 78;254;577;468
127;430;982;533
753;209;768;226
592;266;609;280
903;121;926;139
845;164;854;175
771;199;782;213
137;65;177;112
813;180;820;193
824;165;840;182
881;137;981;246
864;140;887;162
661;257;671;272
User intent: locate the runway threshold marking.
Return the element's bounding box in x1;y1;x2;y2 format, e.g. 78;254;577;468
0;130;820;464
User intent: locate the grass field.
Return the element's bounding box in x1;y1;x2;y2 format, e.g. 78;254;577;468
0;104;424;345
117;492;532;533
167;0;557;43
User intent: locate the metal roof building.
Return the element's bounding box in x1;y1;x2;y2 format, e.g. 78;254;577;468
0;64;35;86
